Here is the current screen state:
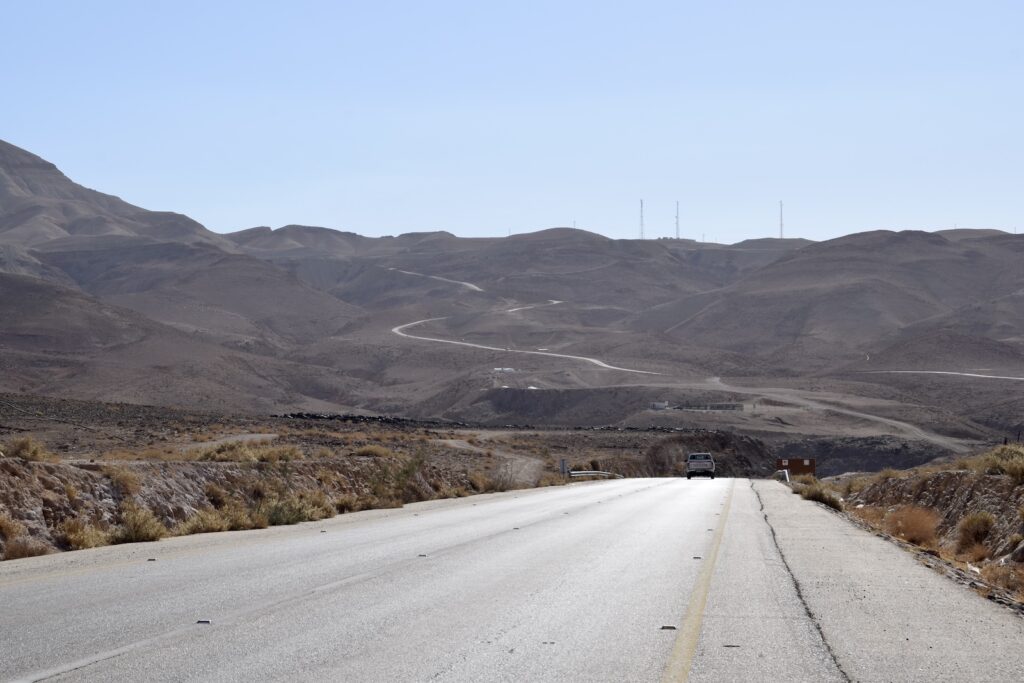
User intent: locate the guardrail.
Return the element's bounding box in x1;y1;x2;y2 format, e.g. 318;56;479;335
569;470;623;479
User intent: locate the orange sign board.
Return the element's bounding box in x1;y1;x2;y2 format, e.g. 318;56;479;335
776;458;816;476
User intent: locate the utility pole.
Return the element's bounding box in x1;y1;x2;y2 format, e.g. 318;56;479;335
675;200;680;240
640;199;645;240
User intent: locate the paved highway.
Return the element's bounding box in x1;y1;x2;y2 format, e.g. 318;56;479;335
3;480;1024;681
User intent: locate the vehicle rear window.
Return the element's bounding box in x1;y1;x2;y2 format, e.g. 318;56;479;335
688;454;710;460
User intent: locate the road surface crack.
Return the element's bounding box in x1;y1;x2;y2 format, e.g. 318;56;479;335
751;481;852;683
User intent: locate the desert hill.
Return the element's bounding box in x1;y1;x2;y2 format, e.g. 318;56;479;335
0;138;1021;449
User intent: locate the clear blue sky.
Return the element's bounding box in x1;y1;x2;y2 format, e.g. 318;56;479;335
4;1;1022;242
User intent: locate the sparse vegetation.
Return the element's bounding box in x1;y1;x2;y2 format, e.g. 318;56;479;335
264;492;335;526
3;437;53;462
58;517;110;549
102;466;141;496
885;506;939;546
957;511;995;552
176;508;232;535
354;444;391;458
981;564;1024;598
962;444;1024;485
111;502;167;544
799;483;843;511
198;440;302;463
874;468;902;482
0;513;26;541
3;537;52;560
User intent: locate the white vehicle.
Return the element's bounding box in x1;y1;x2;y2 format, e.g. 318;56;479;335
685;452;716;479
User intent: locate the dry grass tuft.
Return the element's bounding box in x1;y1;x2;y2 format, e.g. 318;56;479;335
962;543;990;562
111;502;167;544
263;491;335;526
885;506;939;546
176;508;231;535
850;505;886;527
957;511;995;551
3;537;52;560
963;445;1024;485
982;564;1024;595
874;468;903;483
3;437;54;462
334;494;364;513
205;483;228;509
0;513;26;541
102;466;141;496
59;517;110;550
354;445;391;458
197;440;301;463
799;483;843;511
537;473;567;487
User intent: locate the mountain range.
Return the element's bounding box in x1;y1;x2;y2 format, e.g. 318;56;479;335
1;138;1021;440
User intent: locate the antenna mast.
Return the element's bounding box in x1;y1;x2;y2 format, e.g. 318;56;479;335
675;200;680;239
640;199;645;240
779;200;784;239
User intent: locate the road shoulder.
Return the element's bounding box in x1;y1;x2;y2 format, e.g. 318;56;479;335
755;480;1024;681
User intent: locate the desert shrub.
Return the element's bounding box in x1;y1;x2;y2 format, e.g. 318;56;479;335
0;513;26;541
962;543;990;562
256;445;301;463
354;445;391;458
264;497;310;526
537;473;566;487
59;517;110;549
851;505;886;527
3;537;52;560
885;506;939;546
102;466;141;496
300;490;335;519
264;492;334;526
395;457;434;503
960;445;1024;485
64;483;79;505
111;502;167;544
223;501;266;529
982;564;1024;594
794;474;818;486
874;468;902;483
842;476;870;497
800;484;842;511
199;441;256;462
176;508;231;535
205;483;228;509
3;437;52;462
957;511;995;551
334;494;362;513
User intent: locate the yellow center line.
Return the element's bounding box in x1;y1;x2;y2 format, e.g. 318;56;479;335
662;479;736;682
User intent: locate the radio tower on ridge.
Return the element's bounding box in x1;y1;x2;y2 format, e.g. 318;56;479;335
640;199;645;240
779;201;784;239
675;200;680;240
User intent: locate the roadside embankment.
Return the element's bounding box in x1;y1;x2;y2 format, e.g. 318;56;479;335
0;449;473;560
822;444;1024;601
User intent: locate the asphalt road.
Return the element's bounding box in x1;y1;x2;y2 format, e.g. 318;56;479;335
2;479;1023;682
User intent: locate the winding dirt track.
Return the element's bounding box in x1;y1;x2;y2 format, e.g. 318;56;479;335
391;317;661;376
391;301;975;453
